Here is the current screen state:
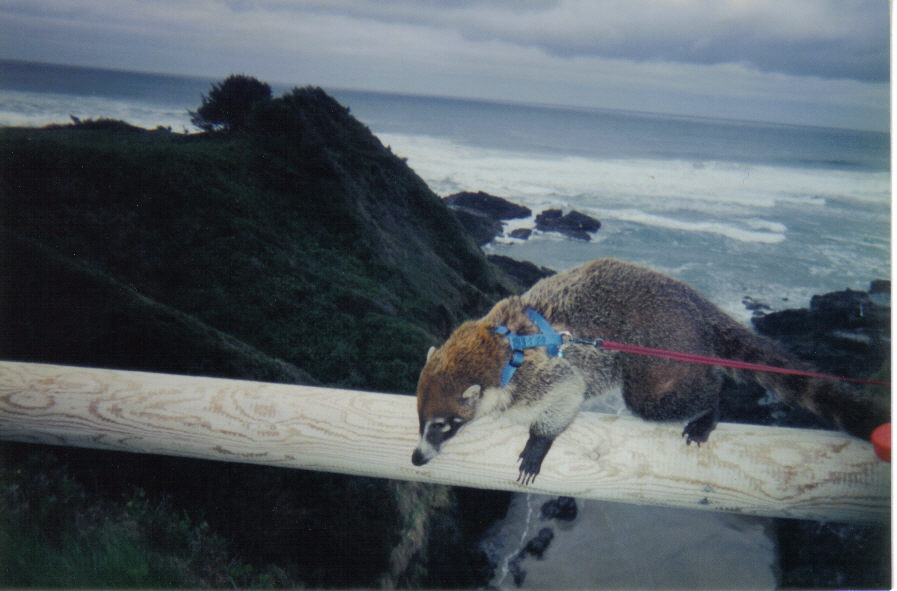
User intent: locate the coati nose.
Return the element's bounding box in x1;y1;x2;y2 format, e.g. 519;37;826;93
412;437;440;466
411;448;429;466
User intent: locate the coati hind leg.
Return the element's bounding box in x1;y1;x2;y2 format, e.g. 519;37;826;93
681;398;720;446
623;360;724;445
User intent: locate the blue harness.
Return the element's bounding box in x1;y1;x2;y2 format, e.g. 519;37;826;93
494;308;564;387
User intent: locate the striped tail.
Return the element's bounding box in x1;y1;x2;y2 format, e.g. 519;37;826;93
712;321;889;440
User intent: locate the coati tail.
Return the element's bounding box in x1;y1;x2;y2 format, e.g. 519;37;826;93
712;321;889;440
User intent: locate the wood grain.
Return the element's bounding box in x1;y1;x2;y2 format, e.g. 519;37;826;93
0;361;888;522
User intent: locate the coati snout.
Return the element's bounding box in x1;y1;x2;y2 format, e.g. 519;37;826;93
411;415;467;465
411;384;481;465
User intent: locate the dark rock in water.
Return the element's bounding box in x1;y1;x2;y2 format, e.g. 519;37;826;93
494;517;557;588
487;255;555;290
560;210;601;232
777;518;890;589
721;281;890;432
541;496;577;521
742;295;772;317
509;228;532;240
810;288;885;329
869;279;890;309
444;191;532;245
535;208;601;241
522;527;555;559
869;279;890;294
450;208;504;247
751;285;890;382
509;556;527;587
868;279;890;307
444;191;532;220
726;281;891;590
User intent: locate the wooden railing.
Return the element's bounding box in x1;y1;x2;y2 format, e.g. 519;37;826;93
0;361;888;523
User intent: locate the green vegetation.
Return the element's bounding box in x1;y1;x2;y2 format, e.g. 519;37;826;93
1;86;512;392
191;74;272;133
0;451;289;588
0;82;515;587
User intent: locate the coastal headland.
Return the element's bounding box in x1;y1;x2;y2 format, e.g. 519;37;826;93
0;86;889;588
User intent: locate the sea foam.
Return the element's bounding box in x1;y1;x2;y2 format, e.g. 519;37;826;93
0;89;195;131
379;130;888;321
380;132;887;245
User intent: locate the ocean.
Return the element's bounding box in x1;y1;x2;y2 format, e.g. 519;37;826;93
1;59;890;321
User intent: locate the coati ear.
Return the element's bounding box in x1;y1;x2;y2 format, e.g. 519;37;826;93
426;346;436;361
461;384;482;401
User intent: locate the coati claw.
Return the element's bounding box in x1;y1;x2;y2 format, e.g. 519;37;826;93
517;434;554;485
517;456;540;485
517;470;537;486
682;408;718;446
682;431;703;447
682;426;707;446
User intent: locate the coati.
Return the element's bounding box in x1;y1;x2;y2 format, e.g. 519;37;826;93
411;258;889;484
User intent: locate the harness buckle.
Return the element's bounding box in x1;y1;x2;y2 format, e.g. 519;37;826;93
494;308;565;387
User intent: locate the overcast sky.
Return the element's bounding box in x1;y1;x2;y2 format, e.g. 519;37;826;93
0;1;890;131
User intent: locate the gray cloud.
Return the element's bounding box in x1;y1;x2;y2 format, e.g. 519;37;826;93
297;0;889;82
0;0;888;130
2;0;887;82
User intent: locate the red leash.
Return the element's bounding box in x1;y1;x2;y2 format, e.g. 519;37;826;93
562;335;891;461
579;339;891;387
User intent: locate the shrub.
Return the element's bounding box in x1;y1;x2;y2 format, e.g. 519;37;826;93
190;75;272;133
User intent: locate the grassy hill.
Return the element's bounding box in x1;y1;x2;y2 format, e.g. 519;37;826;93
1;89;512;392
0;88;514;587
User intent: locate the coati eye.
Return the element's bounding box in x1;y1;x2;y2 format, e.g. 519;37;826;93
440;416;464;433
429;417;463;435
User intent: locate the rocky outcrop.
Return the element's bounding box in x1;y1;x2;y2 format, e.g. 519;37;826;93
444;192;602;244
747;281;890;590
444;191;532;246
719;281;889;431
540;496;577;521
487;255;555;290
444;191;532;220
535;208;601;241
450;208;504;247
751;282;890;381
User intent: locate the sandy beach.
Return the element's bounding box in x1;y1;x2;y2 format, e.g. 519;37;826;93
482;493;778;590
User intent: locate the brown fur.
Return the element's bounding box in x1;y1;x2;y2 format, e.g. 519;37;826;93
416;321;506;422
412;258;889;483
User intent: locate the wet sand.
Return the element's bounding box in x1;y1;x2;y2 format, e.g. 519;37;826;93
482;493;777;590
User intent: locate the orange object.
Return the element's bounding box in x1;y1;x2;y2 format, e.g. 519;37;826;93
871;423;890;462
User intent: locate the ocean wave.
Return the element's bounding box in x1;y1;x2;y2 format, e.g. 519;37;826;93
597;209;786;244
0;89;195;131
385;120;887;310
379;133;888;210
744;218;788;233
379;132;888;245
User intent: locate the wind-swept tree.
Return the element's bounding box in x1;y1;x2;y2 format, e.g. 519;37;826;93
190;74;272;133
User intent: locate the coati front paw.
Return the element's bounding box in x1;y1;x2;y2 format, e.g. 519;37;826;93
517;434;554;485
682;409;718;446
